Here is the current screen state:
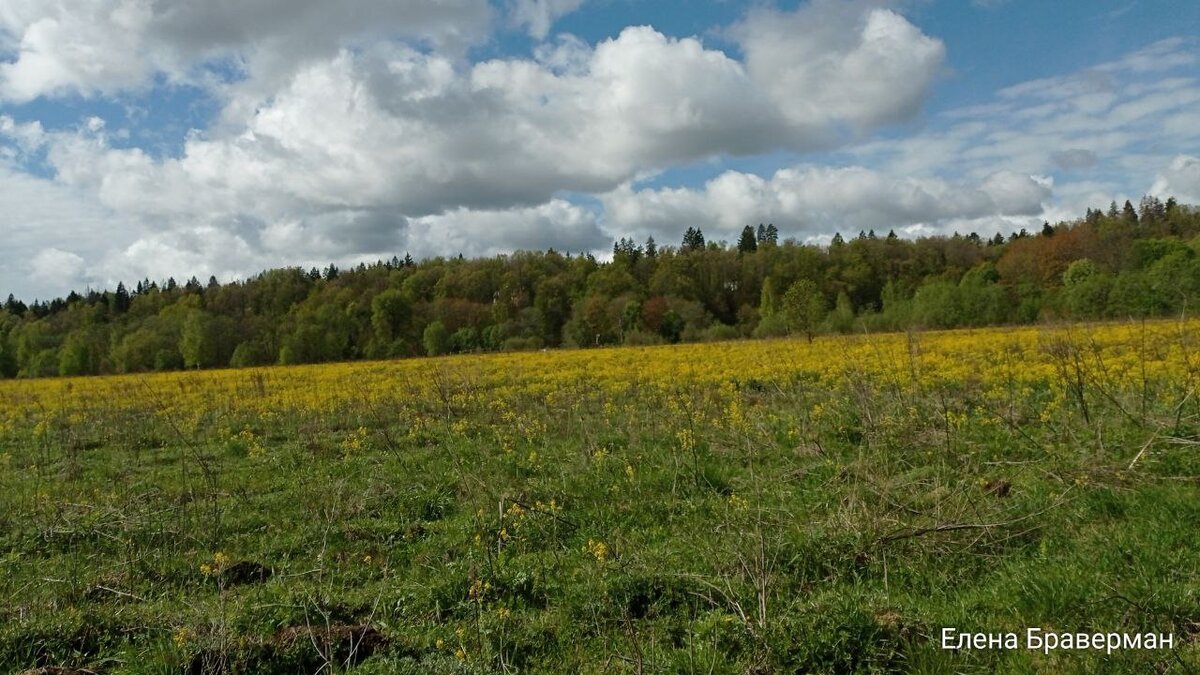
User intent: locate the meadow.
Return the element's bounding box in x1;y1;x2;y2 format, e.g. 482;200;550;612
1;320;1198;673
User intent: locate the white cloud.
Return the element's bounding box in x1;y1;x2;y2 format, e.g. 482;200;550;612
0;2;947;299
602;166;1051;241
29;248;86;289
0;0;493;101
508;0;586;39
0;158;133;299
37;4;943;216
847;37;1200;198
732;1;945;135
408;199;607;257
1151;155;1200;203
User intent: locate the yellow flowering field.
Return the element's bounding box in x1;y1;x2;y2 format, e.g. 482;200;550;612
1;320;1198;673
2;319;1196;432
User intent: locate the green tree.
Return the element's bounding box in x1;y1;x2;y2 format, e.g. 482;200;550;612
180;311;236;369
371;289;411;340
737;226;758;254
423;321;451;356
781;279;826;342
759;276;778;318
826;291;855;333
682;227;706;251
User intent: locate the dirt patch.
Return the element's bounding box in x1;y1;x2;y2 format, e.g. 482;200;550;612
984;479;1012;498
221;561;272;586
271;624;388;664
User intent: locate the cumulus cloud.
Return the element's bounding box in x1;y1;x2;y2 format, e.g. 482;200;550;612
38;4;944;216
508;0;586;39
0;1;948;299
29;248;86;289
1151;155;1200;203
0;0;492;101
602;166;1051;241
732;1;945;135
408;199;608;257
0;155;133;298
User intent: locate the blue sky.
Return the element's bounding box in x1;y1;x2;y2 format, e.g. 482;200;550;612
1;0;1198;300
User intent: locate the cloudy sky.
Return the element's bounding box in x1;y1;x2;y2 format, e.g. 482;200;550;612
1;0;1198;300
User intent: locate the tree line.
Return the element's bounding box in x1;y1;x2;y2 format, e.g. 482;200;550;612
1;196;1198;379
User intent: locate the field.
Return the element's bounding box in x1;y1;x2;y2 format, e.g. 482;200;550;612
2;320;1199;673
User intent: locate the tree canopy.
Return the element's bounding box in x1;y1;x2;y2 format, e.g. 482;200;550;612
2;197;1199;379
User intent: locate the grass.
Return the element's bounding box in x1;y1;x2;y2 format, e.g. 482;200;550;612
1;321;1198;673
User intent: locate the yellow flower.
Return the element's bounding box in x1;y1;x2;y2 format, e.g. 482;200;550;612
172;627;192;648
584;538;609;562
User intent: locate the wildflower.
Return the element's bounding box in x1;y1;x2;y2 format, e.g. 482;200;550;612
584;539;609;562
436;638;445;649
172;627;192;648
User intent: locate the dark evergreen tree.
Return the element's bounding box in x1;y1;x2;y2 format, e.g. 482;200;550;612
737;226;758;254
1123;200;1139;225
113;282;131;313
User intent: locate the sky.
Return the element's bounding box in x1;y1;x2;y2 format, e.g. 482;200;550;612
1;0;1199;301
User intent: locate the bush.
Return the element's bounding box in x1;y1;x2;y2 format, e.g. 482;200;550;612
622;330;663;346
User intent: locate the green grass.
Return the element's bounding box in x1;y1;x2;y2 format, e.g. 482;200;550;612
1;350;1198;673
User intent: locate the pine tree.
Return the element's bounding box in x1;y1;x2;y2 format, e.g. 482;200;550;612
112;282;131;313
644;236;657;258
1122;200;1139;225
737;225;758;253
682;227;706;251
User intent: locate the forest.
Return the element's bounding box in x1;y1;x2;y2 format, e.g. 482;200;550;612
2;195;1198;379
